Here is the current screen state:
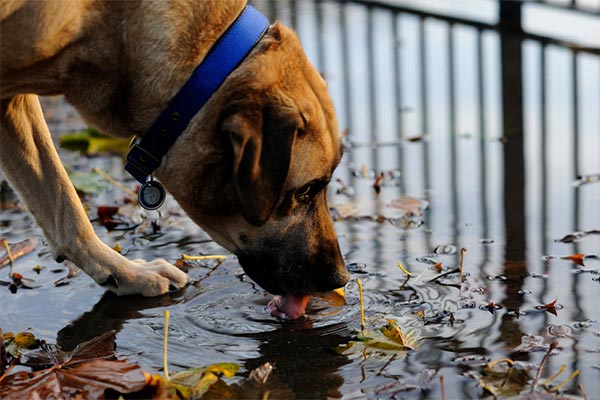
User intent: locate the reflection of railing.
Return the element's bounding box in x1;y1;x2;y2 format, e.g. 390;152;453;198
531;0;600;16
251;1;597;390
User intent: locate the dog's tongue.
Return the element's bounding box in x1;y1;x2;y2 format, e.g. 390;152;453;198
267;294;311;320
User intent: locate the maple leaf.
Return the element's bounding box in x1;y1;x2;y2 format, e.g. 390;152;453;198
0;331;148;400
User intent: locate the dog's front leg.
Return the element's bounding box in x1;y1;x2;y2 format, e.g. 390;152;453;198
0;95;189;296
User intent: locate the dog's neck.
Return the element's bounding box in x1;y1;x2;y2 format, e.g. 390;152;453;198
124;5;269;185
62;0;248;139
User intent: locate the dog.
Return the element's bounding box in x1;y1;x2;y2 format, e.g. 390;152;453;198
0;0;349;319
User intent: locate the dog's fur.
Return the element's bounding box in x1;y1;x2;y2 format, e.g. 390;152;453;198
0;0;349;297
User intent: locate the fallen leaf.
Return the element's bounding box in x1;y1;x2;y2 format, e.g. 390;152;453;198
561;254;585;266
0;331;148;400
389;197;428;216
0;238;40;269
60;127;130;155
513;335;552;353
379;320;417;350
484;302;500;314
536;298;558;316
143;362;240;399
249;362;273;385
337;319;419;354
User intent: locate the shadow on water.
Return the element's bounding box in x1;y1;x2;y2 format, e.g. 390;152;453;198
1;0;599;399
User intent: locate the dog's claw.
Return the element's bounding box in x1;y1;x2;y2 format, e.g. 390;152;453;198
100;274;119;288
168;283;181;292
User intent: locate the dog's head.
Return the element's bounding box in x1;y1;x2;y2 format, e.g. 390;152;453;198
158;23;349;298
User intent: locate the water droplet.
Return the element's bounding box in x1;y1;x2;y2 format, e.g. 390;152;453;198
517;289;532;295
346;262;368;274
486;275;507;281
416;257;437;265
548;325;572;337
572;321;592;329
479;238;494;244
434;244;457;255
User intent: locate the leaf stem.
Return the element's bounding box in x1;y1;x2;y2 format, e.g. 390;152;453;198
163;310;171;382
356;279;365;334
459;247;467;282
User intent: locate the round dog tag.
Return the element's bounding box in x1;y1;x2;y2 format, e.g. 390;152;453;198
138;180;166;210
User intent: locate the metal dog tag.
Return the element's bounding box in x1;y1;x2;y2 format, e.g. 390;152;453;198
138;180;166;210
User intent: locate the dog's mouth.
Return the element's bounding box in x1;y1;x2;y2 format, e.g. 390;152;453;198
266;294;311;320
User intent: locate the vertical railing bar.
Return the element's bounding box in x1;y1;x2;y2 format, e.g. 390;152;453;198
267;0;277;22
448;22;460;255
289;0;298;31
393;12;405;195
391;10;409;267
418;15;433;254
571;50;580;232
569;48;584;384
477;28;490;274
540;43;550;309
367;5;379;172
340;1;352;135
315;0;325;72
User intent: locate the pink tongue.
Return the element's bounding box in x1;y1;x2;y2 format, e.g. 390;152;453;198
267;294;311;320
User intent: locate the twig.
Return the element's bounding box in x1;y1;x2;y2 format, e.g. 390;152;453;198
532;340;558;390
578;383;588;400
2;239;14;266
92;167;138;199
428;268;460;283
356;278;365;334
551;369;580;392
440;375;446;400
163;310;171;382
181;254;227;261
541;364;565;386
459;247;467;282
376;353;398;376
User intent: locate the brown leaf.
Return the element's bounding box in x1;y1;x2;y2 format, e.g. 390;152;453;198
561;254;585;266
389;197;428;216
0;238;40;269
0;331;148;399
536;298;558;316
373;173;385;194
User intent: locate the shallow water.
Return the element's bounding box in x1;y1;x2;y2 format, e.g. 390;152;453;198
2;1;600;399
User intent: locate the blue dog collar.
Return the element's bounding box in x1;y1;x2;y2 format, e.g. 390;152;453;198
125;5;269;184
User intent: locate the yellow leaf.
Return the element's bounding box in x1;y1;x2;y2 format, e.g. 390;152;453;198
14;332;37;349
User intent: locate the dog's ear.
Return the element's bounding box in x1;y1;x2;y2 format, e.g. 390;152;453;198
225;109;297;226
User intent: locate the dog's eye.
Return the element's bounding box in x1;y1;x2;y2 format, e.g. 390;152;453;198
295;183;316;203
295;180;327;204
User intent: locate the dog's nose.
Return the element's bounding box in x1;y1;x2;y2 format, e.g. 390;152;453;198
325;265;350;291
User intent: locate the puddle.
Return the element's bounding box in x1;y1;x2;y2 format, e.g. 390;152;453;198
2;0;600;396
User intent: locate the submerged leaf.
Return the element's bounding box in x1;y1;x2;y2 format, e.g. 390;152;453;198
380;320;416;350
249;362;273;385
338;320;420;355
147;363;240;400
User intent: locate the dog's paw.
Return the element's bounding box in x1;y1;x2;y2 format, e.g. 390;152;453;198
102;259;189;297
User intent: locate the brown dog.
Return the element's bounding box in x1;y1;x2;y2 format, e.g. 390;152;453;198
0;0;349;318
